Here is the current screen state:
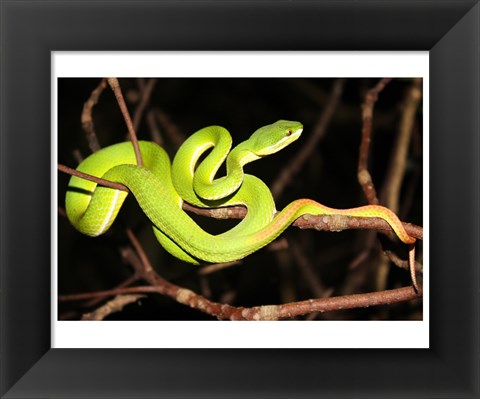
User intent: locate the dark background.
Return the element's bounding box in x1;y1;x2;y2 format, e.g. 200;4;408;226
57;77;423;320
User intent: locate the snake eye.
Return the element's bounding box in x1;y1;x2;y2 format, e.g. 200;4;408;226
285;129;292;136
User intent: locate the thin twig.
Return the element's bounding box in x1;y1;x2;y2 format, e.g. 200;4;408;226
275;251;297;304
82;274;141;309
357;78;393;292
399;123;422;221
380;78;422;213
357;78;392;205
133;78;157;133
107;78;143;166
375;256;391;293
198;261;242;276
146;108;164;145
58;274;141;320
291;239;329;299
383;249;423;275
72;149;84;164
81;294;145;321
119;247;151;279
198;275;212;298
58;163;128;192
271;78;345;199
125;228;154;273
81;78;107;152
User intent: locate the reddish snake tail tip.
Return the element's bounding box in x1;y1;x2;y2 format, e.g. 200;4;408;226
409;244;420;293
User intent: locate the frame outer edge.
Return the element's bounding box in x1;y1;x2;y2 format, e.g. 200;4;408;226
1;0;479;398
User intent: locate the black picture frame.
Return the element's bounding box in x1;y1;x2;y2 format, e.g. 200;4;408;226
1;1;478;398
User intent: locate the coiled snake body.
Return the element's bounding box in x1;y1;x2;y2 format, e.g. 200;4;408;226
65;120;416;276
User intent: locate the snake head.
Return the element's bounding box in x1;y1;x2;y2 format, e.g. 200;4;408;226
249;120;303;156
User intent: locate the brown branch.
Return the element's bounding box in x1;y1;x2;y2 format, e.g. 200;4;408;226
274;251;297;304
81;78;107;152
380;78;422;213
146;108;164;145
59;162;245;218
72;149;84;164
58;163;128;192
276;286;421;319
59;283;421;321
358;78;392;205
198;260;242;276
399;123;422;220
58;162;423;241
379;79;422;292
107;78;143;166
133;78;157;133
83;274;141;309
58;274;141;320
59;287;158;302
358;78;422;292
182;202;247;219
357;78;393;292
271;78;345;199
125;228;154;273
294;213;422;241
81;294;145;321
291;240;330;299
180;202;424;240
119;240;172;288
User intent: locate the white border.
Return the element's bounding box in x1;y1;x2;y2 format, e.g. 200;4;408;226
52;52;429;349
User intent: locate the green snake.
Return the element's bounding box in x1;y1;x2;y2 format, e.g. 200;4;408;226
65;120;416;268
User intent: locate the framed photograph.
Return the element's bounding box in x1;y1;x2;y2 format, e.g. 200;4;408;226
55;56;427;348
1;1;479;398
